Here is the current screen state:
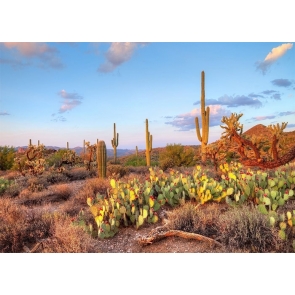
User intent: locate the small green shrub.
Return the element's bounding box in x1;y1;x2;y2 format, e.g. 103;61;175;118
0;146;15;171
124;155;146;167
159;144;195;170
0;178;13;196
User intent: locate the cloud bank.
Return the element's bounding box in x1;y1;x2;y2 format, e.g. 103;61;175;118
194;94;262;108
0;111;10;116
98;42;148;73
256;43;293;75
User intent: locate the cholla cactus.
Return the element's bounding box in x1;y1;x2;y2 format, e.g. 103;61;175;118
220;113;295;169
84;141;97;171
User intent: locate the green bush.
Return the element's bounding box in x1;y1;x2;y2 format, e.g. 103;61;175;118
125;155;146;167
0;178;13;196
46;149;68;167
0;146;15;171
159;144;195;170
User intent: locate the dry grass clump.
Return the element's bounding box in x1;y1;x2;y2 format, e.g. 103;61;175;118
165;202;222;238
0;198;51;252
74;178;110;204
107;164;129;178
40;213;96;253
64;167;95;181
46;171;69;184
0;197;96;253
217;205;283;252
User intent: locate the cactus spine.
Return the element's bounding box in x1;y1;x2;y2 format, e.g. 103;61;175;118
111;123;119;163
195;71;210;163
145;119;153;167
97;140;107;178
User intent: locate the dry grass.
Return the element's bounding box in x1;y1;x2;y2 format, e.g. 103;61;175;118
217;205;283;252
64;167;95;181
0;197;96;253
40;213;96;253
165;202;223;238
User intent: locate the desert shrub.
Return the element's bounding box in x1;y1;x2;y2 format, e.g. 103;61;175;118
46;149;68;167
217;206;283;252
166;202;221;237
64;167;93;181
0;146;15;171
126;166;149;175
159;144;195;171
46;171;69;184
27;176;49;192
0;178;13;196
107;164;129;178
124;155;146;167
40;213;95;253
74;178;110;206
4;182;21;197
0;198;51;252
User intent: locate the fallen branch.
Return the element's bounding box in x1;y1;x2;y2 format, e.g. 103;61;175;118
137;228;222;247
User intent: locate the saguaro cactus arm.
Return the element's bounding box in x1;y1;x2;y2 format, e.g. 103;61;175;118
195;71;210;162
111;123;119;163
145;119;153;166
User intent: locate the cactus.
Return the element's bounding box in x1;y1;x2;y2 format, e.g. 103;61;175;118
145;119;153;167
195;71;210;163
67;142;69;150
97;140;107;178
111;123;119;163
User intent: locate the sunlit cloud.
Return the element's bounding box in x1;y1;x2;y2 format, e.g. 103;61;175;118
98;42;149;73
195;94;262;108
256;43;293;75
165;105;231;131
271;79;292;87
0;42;64;69
57;90;83;113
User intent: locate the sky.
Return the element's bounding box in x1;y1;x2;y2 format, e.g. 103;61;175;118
1;1;294;292
1;42;294;149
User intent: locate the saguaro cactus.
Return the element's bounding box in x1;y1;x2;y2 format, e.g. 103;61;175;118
145;119;153;167
111;123;119;163
195;71;210;163
97;140;107;178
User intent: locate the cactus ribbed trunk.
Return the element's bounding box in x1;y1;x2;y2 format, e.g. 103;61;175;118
111;123;119;164
195;71;210;163
145;119;153;167
97;140;107;178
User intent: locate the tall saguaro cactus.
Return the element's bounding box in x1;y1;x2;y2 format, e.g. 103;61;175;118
111;123;119;163
195;71;210;163
145;119;153;167
97;140;107;178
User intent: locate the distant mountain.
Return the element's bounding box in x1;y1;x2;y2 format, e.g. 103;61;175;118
14;146;140;158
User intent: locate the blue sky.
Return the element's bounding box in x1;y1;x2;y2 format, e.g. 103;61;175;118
0;42;294;149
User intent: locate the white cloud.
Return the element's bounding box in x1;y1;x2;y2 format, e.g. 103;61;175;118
256;43;293;75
